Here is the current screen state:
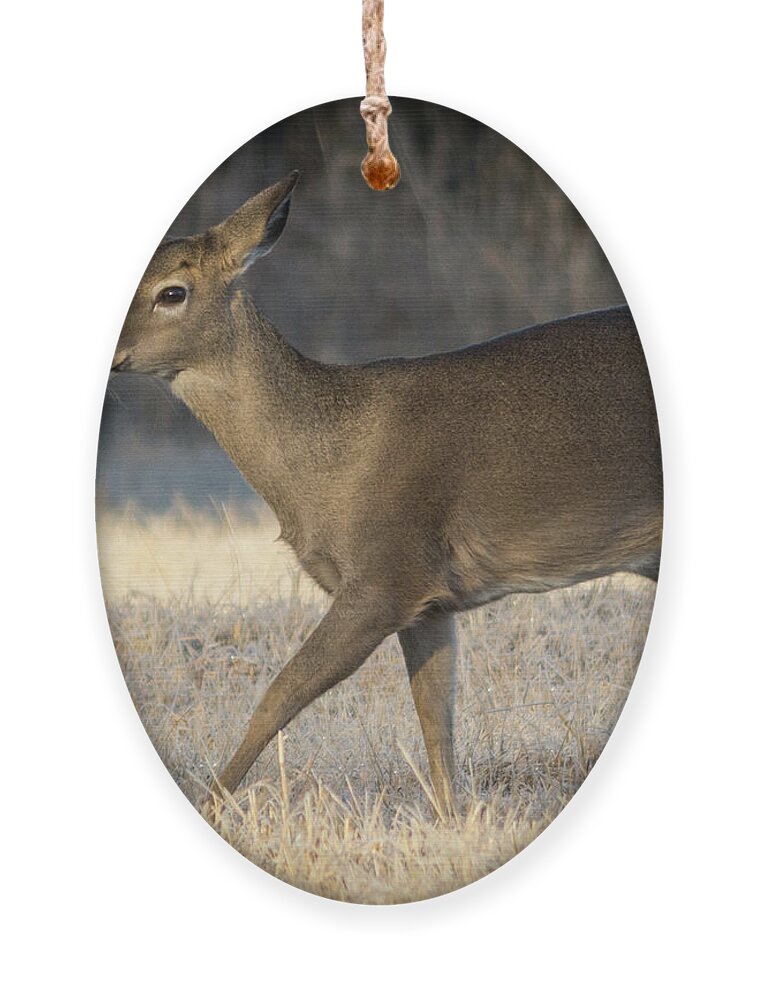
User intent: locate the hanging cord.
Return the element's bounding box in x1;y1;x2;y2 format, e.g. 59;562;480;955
360;0;400;190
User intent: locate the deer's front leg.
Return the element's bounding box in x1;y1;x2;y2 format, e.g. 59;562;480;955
206;591;403;803
398;611;458;818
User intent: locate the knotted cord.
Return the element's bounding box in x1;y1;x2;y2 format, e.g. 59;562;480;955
360;0;401;190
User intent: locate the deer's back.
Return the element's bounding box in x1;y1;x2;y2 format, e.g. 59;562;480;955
318;305;661;610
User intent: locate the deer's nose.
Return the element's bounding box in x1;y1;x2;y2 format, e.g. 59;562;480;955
111;348;131;372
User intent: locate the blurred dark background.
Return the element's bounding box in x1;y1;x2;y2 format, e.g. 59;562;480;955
98;97;624;513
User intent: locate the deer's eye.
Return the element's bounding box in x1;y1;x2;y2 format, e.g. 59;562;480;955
155;285;187;307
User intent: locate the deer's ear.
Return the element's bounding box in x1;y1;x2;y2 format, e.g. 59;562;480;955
214;171;299;275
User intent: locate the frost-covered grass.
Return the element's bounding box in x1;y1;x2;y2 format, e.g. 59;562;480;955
101;508;655;903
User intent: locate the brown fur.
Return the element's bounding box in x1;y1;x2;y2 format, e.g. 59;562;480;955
112;173;662;814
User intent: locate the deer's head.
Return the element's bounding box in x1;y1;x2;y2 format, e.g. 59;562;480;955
112;171;299;377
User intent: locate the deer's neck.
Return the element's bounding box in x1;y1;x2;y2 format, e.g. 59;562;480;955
171;293;337;522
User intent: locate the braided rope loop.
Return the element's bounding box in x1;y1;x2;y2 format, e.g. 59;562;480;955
361;0;400;190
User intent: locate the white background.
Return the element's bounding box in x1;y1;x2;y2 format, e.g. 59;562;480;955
3;1;755;996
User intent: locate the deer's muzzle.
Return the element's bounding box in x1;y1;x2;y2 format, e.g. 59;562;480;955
111;349;132;372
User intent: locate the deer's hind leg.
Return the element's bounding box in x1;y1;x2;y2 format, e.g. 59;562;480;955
398;611;458;818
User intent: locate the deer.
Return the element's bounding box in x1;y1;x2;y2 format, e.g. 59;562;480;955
110;171;662;817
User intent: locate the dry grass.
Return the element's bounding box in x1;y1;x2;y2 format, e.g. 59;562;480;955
98;502;320;604
100;508;656;904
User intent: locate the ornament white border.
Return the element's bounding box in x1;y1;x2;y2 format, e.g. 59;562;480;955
4;0;754;995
